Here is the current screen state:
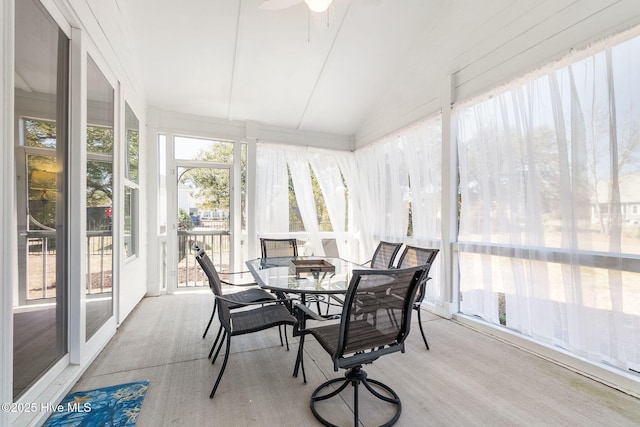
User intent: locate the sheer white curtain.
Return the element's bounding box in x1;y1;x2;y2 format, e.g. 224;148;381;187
309;150;350;258
335;152;371;262
355;139;410;245
400;120;442;244
455;34;640;372
286;148;324;256
255;144;289;234
399;117;443;303
256;143;351;257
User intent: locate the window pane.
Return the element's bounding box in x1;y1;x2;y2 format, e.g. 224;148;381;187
87;126;113;154
86;56;114;340
158;134;167;235
241;143;247;231
24;118;57;148
125;103;139;183
124;186;137;258
175;136;233;162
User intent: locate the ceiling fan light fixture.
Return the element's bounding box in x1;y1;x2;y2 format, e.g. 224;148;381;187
304;0;332;13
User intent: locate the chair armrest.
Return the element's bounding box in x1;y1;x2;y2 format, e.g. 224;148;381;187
216;295;298;307
218;269;257;286
294;303;341;322
219;278;259;287
223;270;252;276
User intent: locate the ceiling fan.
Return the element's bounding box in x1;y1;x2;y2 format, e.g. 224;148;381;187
260;0;334;13
260;0;380;13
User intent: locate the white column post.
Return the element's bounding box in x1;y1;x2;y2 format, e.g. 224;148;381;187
439;74;459;318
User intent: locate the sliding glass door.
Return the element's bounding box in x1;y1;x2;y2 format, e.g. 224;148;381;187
14;0;69;399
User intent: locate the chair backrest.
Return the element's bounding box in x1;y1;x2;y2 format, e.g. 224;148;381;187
397;245;439;269
334;265;428;369
370;241;402;269
194;246;232;330
194;245;223;297
260;238;298;258
396;245;439;304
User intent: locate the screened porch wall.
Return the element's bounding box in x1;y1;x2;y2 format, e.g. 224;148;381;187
454;32;640;381
251;28;640;394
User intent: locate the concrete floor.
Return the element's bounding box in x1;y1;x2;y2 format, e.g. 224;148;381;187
70;290;640;427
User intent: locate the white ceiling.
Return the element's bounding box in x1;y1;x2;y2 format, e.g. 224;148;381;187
122;0;640;142
122;0;477;136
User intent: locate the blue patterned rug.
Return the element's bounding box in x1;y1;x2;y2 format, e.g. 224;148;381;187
43;380;149;427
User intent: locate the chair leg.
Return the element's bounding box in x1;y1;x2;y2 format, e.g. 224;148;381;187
209;324;224;359
294;334;306;383
416;307;429;350
202;300;217;339
210;334;231;399
284;326;289;351
212;329;227;365
310;367;401;427
353;374;359;426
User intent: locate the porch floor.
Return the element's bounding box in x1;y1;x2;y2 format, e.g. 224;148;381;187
72;290;640;426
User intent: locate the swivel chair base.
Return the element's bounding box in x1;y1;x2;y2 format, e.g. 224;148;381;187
310;366;401;427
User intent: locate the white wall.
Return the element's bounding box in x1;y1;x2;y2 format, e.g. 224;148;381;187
153;109;353;151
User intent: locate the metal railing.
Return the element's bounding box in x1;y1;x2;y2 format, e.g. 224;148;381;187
24;230;113;300
177;229;230;287
86;230;113;294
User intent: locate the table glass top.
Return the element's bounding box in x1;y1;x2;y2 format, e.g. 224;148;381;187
246;257;365;294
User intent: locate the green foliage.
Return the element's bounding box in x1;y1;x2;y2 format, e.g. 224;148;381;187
25;119;56;148
287;165;342;232
87;126;114;153
86;125;114;207
87;160;113;207
126;129;139;182
125;102;140;183
178;208;193;230
182;142;247;227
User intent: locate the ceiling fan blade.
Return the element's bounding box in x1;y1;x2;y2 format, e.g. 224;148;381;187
260;0;304;11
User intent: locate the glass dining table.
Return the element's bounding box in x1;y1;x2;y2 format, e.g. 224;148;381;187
245;256;364;297
245;256;367;378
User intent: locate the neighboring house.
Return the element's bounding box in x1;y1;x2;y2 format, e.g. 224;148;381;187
177;182;195;216
592;174;640;224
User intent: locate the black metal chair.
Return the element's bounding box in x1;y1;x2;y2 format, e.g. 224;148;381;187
260;237;327;313
328;240;403;311
396;245;439;350
260;237;298;258
296;265;428;427
368;240;403;269
193;244;275;339
194;246;288;355
194;247;298;399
